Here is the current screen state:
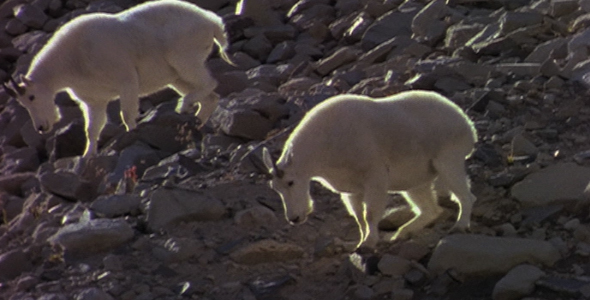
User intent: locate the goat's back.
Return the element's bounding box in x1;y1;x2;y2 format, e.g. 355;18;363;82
286;91;477;166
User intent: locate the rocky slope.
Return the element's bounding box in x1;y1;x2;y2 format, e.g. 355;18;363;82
2;0;590;299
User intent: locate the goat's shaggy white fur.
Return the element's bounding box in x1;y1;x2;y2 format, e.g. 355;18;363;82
5;0;232;157
263;90;478;249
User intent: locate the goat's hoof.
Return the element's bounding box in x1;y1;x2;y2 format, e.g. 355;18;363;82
449;225;469;234
355;245;376;255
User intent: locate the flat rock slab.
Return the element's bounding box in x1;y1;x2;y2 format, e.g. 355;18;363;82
511;163;590;207
230;239;305;265
147;187;226;231
48;218;134;255
428;234;560;276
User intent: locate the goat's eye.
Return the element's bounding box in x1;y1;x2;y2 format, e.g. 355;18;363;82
28;95;35;101
287;181;294;187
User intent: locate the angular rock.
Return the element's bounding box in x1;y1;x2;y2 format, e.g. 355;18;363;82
492;264;545;300
75;287;115;300
40;171;94;202
445;23;485;49
151;237;200;263
217;108;274;140
230;239;305;264
524;38;567;63
511;163;590;207
339;12;373;43
213;71;250;96
47;120;87;159
106;143;160;185
48;218;134;254
242;34;273;62
499;11;544;34
246;64;293;87
234;206;278;228
377;254;412;277
0;249;33;281
0;146;39;174
315;46;360;76
5;18;28;36
90;194;142;218
142;152;208;183
267;41;296;64
0;172;36;196
378;206;414;231
428;234;561;276
147;187;226;230
361;10;415;51
289;3;335;29
14;4;48;29
411;0;448;44
495;63;542;77
236;0;282;26
549;0;579;18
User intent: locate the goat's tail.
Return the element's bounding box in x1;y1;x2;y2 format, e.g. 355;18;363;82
213;20;236;66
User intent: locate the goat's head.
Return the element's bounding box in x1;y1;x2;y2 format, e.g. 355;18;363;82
3;75;59;133
262;147;313;225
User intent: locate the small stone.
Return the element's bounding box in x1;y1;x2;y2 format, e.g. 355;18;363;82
354;285;375;300
391;288;414;300
102;254;123;272
564;218;581;231
0;249;33;281
493;264;545;300
234;206;277;228
75;287;115;300
16;275;38;291
377;254;412;276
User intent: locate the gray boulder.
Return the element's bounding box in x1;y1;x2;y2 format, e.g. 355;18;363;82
428;234;561;276
90;194;142;218
511;163;590;207
147;187;226;230
48;218;134;255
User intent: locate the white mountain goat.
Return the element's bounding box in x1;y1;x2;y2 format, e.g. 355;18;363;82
262;90;478;249
3;0;233;157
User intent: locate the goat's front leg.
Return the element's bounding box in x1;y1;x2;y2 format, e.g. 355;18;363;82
342;193;368;249
118;81;139;131
82;102;108;158
195;92;220;125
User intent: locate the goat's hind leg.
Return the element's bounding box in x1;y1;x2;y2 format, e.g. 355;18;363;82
393;182;444;241
432;152;476;233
